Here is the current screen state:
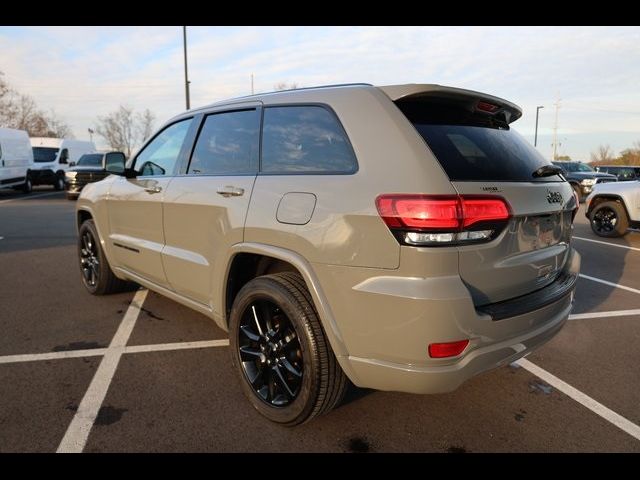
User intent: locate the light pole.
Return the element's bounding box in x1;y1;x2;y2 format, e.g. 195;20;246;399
534;105;544;147
183;26;191;110
87;128;94;143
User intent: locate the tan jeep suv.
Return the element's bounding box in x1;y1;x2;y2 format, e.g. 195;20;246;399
76;83;580;425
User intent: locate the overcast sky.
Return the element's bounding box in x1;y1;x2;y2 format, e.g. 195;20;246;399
1;26;639;160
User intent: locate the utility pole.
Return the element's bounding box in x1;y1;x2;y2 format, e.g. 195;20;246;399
534;105;544;147
183;26;191;110
251;74;254;95
551;99;561;161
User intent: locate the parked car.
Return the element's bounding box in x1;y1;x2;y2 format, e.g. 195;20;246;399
64;151;126;200
75;83;580;425
551;161;617;202
594;165;640;181
0;127;34;193
585;180;640;237
30;138;96;190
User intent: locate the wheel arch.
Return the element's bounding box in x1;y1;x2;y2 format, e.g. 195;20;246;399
222;243;349;359
587;194;630;220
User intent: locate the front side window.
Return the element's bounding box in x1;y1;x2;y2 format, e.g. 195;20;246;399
188;109;259;175
134;118;193;176
261;106;357;174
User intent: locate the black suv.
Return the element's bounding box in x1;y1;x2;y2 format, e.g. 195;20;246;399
552;161;617;202
594;165;640;181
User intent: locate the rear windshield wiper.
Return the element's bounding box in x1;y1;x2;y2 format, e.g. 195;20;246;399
532;164;563;178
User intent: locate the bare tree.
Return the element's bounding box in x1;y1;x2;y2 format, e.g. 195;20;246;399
590;144;614;164
274;82;299;91
0;71;72;137
136;109;156;144
95;105;156;158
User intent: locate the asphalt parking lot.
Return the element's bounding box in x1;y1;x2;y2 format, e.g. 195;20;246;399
1;187;639;453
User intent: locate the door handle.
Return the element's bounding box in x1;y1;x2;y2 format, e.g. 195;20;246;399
144;186;162;194
217;186;245;197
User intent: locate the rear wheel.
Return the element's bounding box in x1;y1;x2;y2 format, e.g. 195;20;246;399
78;219;131;294
590;201;629;237
22;176;32;194
229;272;348;426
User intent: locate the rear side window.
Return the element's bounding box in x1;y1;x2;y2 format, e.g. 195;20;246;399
397;100;561;182
188;109;260;175
261;106;357;174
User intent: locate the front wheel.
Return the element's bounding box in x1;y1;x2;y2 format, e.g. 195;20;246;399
590;201;629;237
229;272;348;426
54;175;64;191
78;219;131;294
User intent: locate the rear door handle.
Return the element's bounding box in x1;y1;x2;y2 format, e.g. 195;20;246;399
144;186;162;194
217;186;245;197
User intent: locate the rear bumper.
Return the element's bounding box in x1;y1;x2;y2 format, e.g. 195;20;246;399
317;248;580;394
344;292;571;394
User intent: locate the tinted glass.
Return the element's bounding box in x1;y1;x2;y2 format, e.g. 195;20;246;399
135;118;192;176
398;101;561;182
554;162;593;173
105;152;125;173
33;147;59;163
261;106;357;174
188;110;259;175
77;154;103;167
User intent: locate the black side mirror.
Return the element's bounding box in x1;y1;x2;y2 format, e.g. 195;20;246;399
104;152;127;175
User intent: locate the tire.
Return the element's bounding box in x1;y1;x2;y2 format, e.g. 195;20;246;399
229;272;348;426
22;176;32;194
590;201;629;238
572;184;583;203
78;219;131;294
54;175;64;191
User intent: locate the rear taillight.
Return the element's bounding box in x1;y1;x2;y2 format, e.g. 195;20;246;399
376;194;511;246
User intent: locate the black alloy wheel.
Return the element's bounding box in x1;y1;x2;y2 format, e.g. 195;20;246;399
80;229;100;289
238;299;303;407
590;201;629;238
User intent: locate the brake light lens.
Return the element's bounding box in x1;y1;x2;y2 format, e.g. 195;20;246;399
476;101;500;113
376;194;511;246
428;339;470;358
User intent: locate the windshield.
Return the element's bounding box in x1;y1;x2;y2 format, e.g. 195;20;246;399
32;147;59;163
553;162;594;173
77;153;103;167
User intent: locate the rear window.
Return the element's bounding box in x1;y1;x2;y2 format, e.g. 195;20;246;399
261;106;357;174
397;100;561;182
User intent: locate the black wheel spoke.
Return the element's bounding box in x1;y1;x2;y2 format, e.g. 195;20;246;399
280;357;302;378
240;325;260;342
239;346;262;361
273;364;295;398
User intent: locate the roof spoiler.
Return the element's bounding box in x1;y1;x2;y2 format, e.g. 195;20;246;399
378;84;523;124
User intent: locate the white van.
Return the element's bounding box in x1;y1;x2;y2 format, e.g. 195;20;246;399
30;138;96;190
0;128;35;193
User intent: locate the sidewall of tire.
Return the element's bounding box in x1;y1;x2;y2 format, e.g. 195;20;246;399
229;277;322;425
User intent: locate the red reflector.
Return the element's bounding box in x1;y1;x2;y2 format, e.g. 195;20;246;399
376;194;510;232
428;340;470;358
477;101;500;113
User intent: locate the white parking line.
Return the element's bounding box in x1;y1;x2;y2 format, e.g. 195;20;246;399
517;358;640;442
574;236;640;252
570;309;640;320
0;348;107;365
56;289;148;453
125;339;229;354
579;274;640;295
0;192;61;204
